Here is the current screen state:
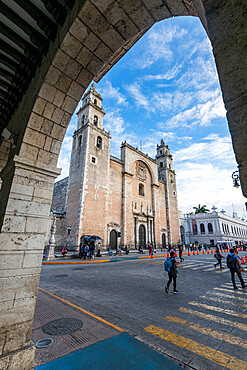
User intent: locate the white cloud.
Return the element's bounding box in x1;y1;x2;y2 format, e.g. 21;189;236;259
103;109;137;157
165;92;226;128
142;63;183;81
125;82;152;111
98;80;127;106
176;162;246;217
57;137;73;181
134;24;188;69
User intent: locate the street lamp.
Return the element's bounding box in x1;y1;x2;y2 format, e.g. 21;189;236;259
232;170;240;188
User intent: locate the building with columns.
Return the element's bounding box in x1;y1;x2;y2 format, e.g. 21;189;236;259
52;84;180;250
179;208;247;246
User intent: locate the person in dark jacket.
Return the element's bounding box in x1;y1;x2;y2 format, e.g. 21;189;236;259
226;248;246;289
214;248;224;268
165;251;179;294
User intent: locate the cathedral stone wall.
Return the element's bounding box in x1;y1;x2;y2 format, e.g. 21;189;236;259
51;87;180;250
107;157;123;238
52;177;68;212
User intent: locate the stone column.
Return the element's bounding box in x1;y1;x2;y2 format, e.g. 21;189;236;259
46;213;57;260
0;156;60;369
202;0;247;197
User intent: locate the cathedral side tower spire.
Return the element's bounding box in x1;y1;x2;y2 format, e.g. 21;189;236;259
156;140;179;245
65;83;111;248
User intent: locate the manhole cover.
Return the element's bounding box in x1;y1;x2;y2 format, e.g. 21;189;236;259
42;318;83;336
36;338;53;348
55;274;69;278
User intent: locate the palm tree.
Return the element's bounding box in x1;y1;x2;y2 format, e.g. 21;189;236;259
193;204;209;214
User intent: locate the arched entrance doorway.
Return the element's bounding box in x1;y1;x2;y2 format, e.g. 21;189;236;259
139;225;146;249
180;226;185;245
109;230;117;252
162;233;166;249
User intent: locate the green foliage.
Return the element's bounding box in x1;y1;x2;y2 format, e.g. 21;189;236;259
193;204;209;214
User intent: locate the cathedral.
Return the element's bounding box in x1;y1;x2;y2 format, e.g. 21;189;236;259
52;84;180;251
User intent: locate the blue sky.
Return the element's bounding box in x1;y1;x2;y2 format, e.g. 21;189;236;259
57;16;247;218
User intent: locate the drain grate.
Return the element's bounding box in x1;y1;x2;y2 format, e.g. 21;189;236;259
42;318;83;336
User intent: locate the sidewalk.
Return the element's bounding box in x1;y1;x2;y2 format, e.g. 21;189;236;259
42;251;168;265
33;289;182;369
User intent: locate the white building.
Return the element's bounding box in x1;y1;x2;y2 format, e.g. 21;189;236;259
179;207;247;247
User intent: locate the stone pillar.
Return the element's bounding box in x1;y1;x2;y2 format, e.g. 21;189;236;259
202;0;247;197
46;214;57;261
0;156;60;369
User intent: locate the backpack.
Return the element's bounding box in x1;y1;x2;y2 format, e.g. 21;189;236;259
164;258;173;272
227;255;236;269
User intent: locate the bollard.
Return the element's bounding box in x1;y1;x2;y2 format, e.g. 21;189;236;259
151;250;153;259
207;250;209;254
197;250;199;255
193;250;195;255
188;250;190;256
241;256;244;264
211;250;214;254
167;252;169;258
245;255;247;263
203;250;205;254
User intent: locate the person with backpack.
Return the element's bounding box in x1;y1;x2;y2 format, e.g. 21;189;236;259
164;251;179;294
226;248;246;289
214;248;224;269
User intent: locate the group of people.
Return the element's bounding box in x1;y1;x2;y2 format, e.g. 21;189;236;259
79;241;96;260
164;246;246;294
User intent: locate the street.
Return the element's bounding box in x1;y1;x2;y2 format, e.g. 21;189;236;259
37;252;247;369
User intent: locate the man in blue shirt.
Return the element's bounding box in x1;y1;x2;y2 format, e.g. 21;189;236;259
165;251;179;294
226;248;246;289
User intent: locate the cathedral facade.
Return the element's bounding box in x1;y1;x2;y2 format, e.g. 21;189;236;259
52;84;180;250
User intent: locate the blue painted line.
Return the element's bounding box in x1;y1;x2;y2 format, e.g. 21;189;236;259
35;332;182;370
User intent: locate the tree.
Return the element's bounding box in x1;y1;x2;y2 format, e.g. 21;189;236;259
193;204;209;214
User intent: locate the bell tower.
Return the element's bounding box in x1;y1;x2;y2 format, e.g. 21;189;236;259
65;84;111;248
156;140;179;245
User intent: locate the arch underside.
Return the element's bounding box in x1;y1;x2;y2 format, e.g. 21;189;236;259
0;0;247;367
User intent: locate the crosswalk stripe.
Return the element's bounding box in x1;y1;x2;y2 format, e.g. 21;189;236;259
215;287;247;296
215;268;228;273
181;264;198;269
202;267;216;271
178;307;247;331
164;315;247;349
200;295;247;309
144;325;247;370
188;301;247;318
210;291;246;301
191;265;211;270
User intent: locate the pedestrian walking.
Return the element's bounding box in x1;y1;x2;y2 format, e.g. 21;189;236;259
214;248;224;268
164;251;179;294
226;248;246;289
178;244;184;262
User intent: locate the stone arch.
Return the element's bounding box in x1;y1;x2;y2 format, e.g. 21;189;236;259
0;1;247;367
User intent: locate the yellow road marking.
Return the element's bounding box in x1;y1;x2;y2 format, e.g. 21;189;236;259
144;325;247;370
178;307;247;331
215;287;247;296
189;301;247;318
200;295;247;308
39;287;124;332
42;259;111;265
164;315;247;349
